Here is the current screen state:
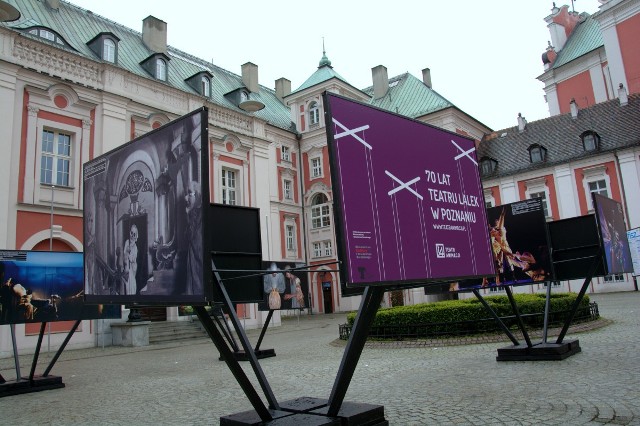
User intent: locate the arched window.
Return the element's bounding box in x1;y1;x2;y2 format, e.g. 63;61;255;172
309;102;320;126
201;76;210;97
103;39;116;62
311;193;330;229
581;131;600;152
156;58;167;80
528;144;547;164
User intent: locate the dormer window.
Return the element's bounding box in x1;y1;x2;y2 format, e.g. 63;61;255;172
309;101;320;126
25;27;70;47
240;91;249;102
156;58;167;80
581;131;600;152
140;53;171;81
185;71;213;97
528;144;547;164
479;157;498;177
87;33;120;64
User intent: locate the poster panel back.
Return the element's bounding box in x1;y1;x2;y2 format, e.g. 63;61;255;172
323;92;494;289
83;108;212;305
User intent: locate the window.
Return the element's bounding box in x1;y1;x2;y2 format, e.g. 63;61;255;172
311;193;330;229
489;286;505;293
156;58;167;80
40;129;71;187
240;91;249;102
311;157;322;178
588;179;608;199
480;157;497;176
281;146;291;162
27;28;67;46
221;169;236;205
483;190;495;208
103;39;116;62
309;102;320;126
603;273;624;282
201;76;210;97
324;241;333;256
529;191;549;218
283;179;293;200
286;225;295;251
528;144;547;163
581;131;600;152
313;242;322;257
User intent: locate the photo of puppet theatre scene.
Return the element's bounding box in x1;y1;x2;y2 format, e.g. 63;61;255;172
0;251;120;325
593;194;633;275
83;109;206;301
458;198;552;291
259;261;308;311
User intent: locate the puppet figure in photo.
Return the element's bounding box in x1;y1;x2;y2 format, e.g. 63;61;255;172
284;266;305;309
263;263;285;309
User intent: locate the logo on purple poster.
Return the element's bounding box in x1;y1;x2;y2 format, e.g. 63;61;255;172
324;93;494;288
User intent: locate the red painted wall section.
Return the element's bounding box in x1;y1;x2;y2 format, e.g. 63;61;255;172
299;105;305;132
247;151;252;207
557;71;595;114
321;146;331;188
553;6;581;38
38;110;82;128
516;175;559;220
302;152;310;189
617;14;640;94
130;117;135;141
276;147;281;164
574;161;621;215
90;109;96;160
18;90;29;203
26;321;79;335
16;211;82;250
490;186;501;206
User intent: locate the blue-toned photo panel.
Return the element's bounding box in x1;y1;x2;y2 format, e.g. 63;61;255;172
0;250;120;325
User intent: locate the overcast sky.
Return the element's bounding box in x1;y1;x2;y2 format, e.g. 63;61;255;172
67;0;604;131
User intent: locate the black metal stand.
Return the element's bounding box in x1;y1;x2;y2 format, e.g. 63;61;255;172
1;319;80;398
483;255;600;361
218;308;276;362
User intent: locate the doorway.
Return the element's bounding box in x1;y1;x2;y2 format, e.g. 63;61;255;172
322;281;333;313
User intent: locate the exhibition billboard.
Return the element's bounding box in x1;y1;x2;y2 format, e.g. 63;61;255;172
0;250;120;325
592;193;633;275
323;92;494;289
258;261;309;311
626;228;640;277
83;108;212;305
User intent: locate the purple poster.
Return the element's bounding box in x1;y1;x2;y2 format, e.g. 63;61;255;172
324;93;494;288
593;193;633;275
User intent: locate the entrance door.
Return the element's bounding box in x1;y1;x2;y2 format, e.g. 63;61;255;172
322;281;333;313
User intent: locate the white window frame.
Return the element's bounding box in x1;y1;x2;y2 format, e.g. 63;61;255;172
40;128;72;188
582;166;610;211
323;240;333;257
311;204;330;229
286;225;295;251
309;101;320;126
313;242;322;258
483;189;495;208
283;179;293;200
525;178;552;219
201;76;210;97
310;157;322;178
603;273;625;283
156;58;167;80
221;168;237;205
281;145;291;162
103;38;115;62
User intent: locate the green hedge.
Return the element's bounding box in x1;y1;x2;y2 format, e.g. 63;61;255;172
345;293;593;337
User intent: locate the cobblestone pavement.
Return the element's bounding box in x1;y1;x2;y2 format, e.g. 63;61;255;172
0;291;638;425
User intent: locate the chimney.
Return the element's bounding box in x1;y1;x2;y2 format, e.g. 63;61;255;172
46;0;60;9
142;16;167;53
544;5;580;52
372;65;389;99
618;83;628;106
242;62;259;93
422;68;432;89
517;113;527;133
570;98;578;119
275;78;291;102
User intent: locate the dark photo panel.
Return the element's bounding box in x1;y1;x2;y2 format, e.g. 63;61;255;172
258;261;309;311
592;193;633;275
210;203;264;304
83;108;212;305
323;92;494;291
0;250;120;325
458;198;553;291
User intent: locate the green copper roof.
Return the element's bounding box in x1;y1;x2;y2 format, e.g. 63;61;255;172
289;54;349;96
362;73;454;119
2;0;294;131
552;13;604;69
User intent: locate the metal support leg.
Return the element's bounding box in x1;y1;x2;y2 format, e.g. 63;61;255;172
29;323;47;381
505;286;532;347
255;310;274;351
542;282;553;343
10;324;21;381
472;289;520;346
195;306;272;422
556;254;601;344
43;320;81;377
327;286;384;416
212;311;239;353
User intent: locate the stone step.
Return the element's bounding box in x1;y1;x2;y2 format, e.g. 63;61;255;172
149;320;208;344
